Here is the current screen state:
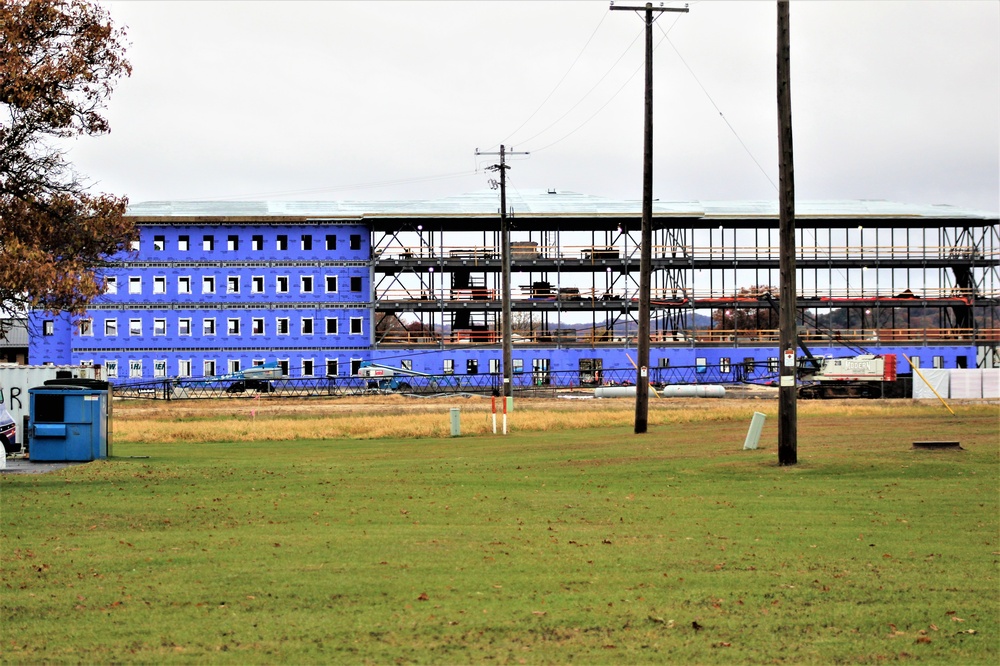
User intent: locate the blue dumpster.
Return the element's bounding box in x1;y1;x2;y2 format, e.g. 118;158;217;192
28;381;111;462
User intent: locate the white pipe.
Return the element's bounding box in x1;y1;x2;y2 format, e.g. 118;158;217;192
594;385;726;399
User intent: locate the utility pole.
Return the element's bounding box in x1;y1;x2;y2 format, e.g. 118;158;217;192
477;145;528;400
610;1;688;434
776;0;797;465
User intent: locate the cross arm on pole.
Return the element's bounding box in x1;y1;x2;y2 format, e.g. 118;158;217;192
609;2;689;13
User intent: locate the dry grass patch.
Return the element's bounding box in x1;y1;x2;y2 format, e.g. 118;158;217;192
111;395;996;444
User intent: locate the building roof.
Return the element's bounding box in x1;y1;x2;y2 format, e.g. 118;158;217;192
127;190;998;231
0;319;29;348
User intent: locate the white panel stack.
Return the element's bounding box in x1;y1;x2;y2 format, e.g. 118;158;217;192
949;370;983;399
983;369;1000;399
912;369;950;399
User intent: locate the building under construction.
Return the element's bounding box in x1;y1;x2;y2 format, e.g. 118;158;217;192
29;190;999;387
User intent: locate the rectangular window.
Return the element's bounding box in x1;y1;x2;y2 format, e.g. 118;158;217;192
178;360;191;378
277;234;288;251
178;276;191;294
43;320;54;336
910;355;920;369
300;276;313;293
251;276;264;293
203;235;214;251
743;357;756;372
325;275;338;293
350;276;362;292
302;359;314;377
277;318;290;335
720;357;731;373
78;319;93;336
301;235;312;251
203;318;216;336
252;235;263;251
130;240;140;252
325;317;338;335
489;359;500;374
129;276;142;294
227;235;239;252
178;235;189;252
104;319;117;336
350;317;363;335
104;276;118;295
203;360;216;377
443;359;454;375
513;358;523;374
154;360;167;378
153;276;166;294
696;357;707;374
301;317;313;335
153;318;166;336
326;359;339;377
228;359;241;375
957;355;968;369
202;276;215;294
178;318;191;336
129;360;142;378
153;235;165;252
767;357;779;373
252;318;264;335
350;234;362;250
467;359;478;374
129;319;142;336
401;359;412;371
227;318;241;335
933;355;944;369
658;357;671;368
227;276;240;294
325;234;337;251
278;360;289;376
276;276;289;293
105;360;118;378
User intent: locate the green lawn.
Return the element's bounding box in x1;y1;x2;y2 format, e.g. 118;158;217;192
2;405;997;664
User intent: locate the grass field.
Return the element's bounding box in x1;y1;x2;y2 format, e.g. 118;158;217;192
2;399;998;664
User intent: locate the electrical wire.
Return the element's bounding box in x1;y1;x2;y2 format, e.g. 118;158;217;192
657;22;778;192
524;13;685;154
488;10;610;152
508;22;642;152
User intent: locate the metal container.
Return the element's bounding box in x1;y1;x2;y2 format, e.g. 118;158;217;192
28;382;110;462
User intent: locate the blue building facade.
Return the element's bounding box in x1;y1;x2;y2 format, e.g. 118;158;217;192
31;220;374;380
27;194;997;383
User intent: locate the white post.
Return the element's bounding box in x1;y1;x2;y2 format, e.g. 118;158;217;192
744;412;766;450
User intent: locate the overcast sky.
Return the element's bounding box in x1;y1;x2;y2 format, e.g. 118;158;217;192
67;0;999;212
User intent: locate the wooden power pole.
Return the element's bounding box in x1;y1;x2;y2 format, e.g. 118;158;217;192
610;2;688;434
777;0;798;465
477;145;528;399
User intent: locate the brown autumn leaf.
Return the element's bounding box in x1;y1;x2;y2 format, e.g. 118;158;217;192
417;592;429;601
915;636;932;644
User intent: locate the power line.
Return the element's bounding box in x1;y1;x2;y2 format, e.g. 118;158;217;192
491;11;610;151
525;14;685;154
656;21;778;192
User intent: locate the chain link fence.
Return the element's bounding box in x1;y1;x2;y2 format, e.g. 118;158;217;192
110;363;779;400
